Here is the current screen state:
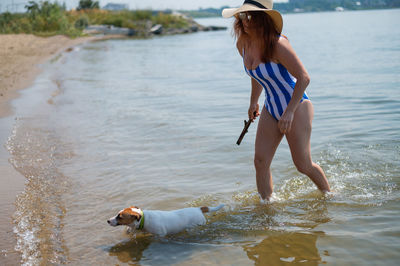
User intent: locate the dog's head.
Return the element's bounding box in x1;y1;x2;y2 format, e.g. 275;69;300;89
107;206;143;228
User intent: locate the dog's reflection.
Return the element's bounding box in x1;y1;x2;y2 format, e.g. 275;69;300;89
108;232;199;265
108;234;152;264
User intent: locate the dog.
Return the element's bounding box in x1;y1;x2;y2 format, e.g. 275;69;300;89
107;204;224;236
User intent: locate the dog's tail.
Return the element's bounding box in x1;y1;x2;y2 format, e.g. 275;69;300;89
201;204;224;213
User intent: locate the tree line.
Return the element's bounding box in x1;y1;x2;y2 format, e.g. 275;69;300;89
0;0;189;37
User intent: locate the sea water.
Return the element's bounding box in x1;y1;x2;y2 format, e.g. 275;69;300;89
6;9;400;265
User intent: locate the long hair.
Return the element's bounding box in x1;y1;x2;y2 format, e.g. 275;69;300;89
234;11;279;62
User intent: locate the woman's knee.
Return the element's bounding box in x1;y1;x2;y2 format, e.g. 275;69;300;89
254;154;269;170
294;160;313;175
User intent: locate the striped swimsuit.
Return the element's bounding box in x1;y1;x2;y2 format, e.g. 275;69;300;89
243;50;309;121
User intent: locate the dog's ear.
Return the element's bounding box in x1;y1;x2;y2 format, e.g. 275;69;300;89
126;207;142;221
129;206;142;221
118;208;141;225
132;212;141;221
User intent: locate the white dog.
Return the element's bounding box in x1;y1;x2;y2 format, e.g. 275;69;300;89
107;204;224;236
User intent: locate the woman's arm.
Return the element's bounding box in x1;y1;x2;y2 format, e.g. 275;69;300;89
249;78;262;120
275;37;310;133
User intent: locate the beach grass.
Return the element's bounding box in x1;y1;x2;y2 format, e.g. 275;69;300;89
0;1;189;37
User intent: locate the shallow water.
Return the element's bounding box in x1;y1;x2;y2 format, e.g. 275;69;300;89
6;9;400;265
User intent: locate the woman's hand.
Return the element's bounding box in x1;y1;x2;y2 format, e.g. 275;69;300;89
248;103;260;121
278;109;294;134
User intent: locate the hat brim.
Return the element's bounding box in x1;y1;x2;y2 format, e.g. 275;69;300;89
222;4;283;33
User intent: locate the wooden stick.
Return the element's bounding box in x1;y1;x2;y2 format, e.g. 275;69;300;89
236;118;253;145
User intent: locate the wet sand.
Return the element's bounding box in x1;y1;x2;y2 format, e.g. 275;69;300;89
0;34;102;264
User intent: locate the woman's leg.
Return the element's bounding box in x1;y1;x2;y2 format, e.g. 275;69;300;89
285;101;330;192
254;106;284;200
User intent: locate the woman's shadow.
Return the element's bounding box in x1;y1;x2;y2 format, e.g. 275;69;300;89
243;231;326;265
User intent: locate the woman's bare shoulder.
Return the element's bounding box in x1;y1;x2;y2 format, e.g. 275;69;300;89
275;35;295;57
277;35;290;47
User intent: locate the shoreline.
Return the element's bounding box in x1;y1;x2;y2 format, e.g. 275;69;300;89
0;34;109;264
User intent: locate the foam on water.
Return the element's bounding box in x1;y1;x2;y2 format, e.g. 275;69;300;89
7;120;71;265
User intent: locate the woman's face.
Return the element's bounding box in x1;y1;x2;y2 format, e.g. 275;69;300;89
237;12;251;34
236;11;263;35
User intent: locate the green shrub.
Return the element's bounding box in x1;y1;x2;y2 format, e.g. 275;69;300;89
0;12;13;33
130;10;152;20
121;20;136;29
19;17;33;33
102;17;124;27
77;0;99;11
74;15;89;29
152;13;188;29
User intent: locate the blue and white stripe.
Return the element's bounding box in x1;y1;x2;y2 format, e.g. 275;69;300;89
244;62;309;121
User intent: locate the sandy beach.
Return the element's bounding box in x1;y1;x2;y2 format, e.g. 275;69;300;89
0;34;100;117
0;34;99;264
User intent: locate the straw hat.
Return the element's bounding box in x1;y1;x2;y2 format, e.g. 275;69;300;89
222;0;283;33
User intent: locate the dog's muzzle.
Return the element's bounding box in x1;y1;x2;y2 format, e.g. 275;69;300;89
107;217;118;226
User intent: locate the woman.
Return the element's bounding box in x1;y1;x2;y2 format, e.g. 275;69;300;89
222;0;330;201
